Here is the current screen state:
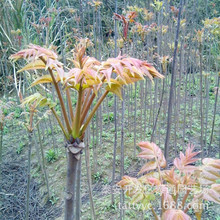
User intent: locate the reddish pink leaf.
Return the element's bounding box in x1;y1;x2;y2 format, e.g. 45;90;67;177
162;209;191;220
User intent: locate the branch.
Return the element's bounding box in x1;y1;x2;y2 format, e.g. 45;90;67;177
66;88;74;123
151;206;159;220
80;76;106;125
181;189;190;209
72;85;83;138
80;90;108;136
51;107;69;139
40;57;72;134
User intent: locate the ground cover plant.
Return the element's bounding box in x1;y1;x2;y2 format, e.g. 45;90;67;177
0;0;219;220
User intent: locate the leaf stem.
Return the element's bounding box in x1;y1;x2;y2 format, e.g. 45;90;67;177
81;88;92;122
80;92;95;125
80;90;108;136
72;85;83;138
51;107;69;139
181;189;190;209
40;57;72;134
151;206;159;220
80;76;106;125
66;88;74;123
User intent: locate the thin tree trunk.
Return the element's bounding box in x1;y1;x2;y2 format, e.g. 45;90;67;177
112;0;118;204
205;74;209;151
0;128;3;179
120;90;125;220
79;0;85;37
205;47;211;151
65;150;79;220
199;43;204;158
92;115;96;173
48;115;57;150
94;110;98;173
134;82;137;157
36;124;50;198
144;80;148;135
164;0;183;160
33;131;45;183
153;80;158;128
75;156;82;220
149;82;152;130
174;74;177;156
112;95;117;205
151;72;165;142
99;101;103;145
25;132;33;220
183;72;189;139
85;130;96;219
209;75;219;150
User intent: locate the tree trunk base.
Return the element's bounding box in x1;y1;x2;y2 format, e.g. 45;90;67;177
64;150;79;220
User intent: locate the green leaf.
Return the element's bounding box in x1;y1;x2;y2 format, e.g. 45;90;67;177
22;93;56;109
31;75;53;87
18;60;46;73
105;84;123;100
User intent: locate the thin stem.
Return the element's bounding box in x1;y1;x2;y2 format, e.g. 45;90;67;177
25;132;33;220
51;107;69;139
184;204;191;213
164;0;183;160
184;193;203;213
80;76;106;125
85;131;96;219
81;89;86;108
199;42;204;157
161;193;164;215
210;75;219;148
81;88;92;123
29;107;35;132
72;85;83;138
0;128;3;180
175;192;179;206
40;57;72;134
151;206;159;220
80;90;108;136
181;190;190;209
111;95;117;205
36;124;50;198
151;70;165;142
66;88;74;123
80;92;95;125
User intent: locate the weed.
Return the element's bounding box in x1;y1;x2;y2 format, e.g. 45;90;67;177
105;152;113;160
110;127;115;132
124;156;131;169
16;142;25;154
45;148;61;163
108;99;113;107
14;107;22;118
49;191;59;205
92;171;102;182
47;128;52;135
115;155;120;165
103;112;114;123
3;126;8;134
102;177;109;185
107;93;113;98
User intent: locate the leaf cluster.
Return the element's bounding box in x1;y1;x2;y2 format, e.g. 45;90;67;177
118;142;220;220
